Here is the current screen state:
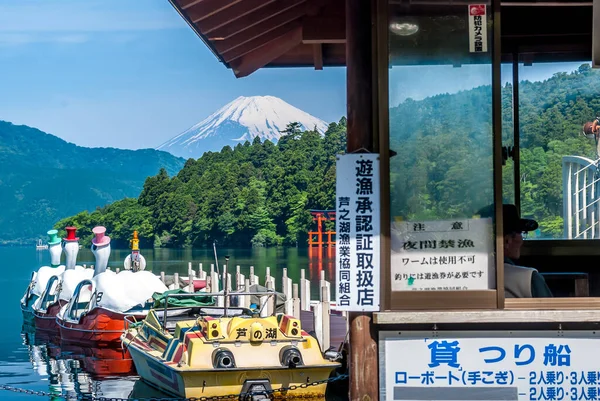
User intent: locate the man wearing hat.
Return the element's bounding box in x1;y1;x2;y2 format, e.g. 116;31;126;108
501;204;553;298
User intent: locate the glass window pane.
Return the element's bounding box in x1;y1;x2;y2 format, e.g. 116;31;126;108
518;61;599;240
388;1;497;291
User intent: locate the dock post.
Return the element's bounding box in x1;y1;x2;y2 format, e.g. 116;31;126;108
266;278;275;315
160;271;165;284
206;276;212;293
116;268;120;273
250;266;259;286
321;285;331;352
300;269;311;311
292;283;301;319
242;278;251;309
173;272;180;290
282;268;293;315
199;263;206;280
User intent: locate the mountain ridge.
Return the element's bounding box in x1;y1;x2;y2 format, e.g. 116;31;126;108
0;120;185;244
157;95;329;159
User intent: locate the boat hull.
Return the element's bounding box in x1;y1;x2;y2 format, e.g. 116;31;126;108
58;308;145;347
33;301;65;331
128;344;333;399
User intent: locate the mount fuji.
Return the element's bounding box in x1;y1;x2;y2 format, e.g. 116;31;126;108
157;96;329;159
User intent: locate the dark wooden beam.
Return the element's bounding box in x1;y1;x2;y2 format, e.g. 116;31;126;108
313;44;324;69
207;0;306;40
303;16;346;43
195;0;277;32
230;25;303;78
346;1;377;401
213;2;308;54
222;23;302;63
184;0;242;22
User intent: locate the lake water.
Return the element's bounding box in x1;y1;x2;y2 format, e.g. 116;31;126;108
0;246;337;400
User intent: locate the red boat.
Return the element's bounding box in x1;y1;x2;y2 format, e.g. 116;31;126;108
33;301;65;331
57;303;145;346
56;228;168;347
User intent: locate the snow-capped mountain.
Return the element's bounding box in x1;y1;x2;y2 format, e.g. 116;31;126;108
157;96;329;159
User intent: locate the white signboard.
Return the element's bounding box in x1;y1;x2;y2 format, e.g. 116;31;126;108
335;153;380;312
468;4;488;53
391;218;494;291
380;331;600;401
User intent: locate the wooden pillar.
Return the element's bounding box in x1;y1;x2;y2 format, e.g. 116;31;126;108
347;1;378;401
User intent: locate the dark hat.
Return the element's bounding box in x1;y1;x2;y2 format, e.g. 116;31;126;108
477;204;538;234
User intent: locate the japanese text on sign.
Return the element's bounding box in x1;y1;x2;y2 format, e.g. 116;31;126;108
380;331;600;401
335;154;380;312
391;218;494;291
468;4;488;53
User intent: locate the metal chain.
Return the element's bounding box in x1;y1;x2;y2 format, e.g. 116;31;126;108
0;373;349;401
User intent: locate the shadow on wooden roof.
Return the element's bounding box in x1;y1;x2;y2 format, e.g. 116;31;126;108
170;0;593;77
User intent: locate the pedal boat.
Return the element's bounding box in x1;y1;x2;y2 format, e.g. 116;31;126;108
122;293;341;399
57;228;167;346
22;229;64;327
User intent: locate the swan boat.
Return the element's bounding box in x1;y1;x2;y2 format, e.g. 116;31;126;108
33;227;93;331
56;227;168;346
121;290;341;399
21;230;65;327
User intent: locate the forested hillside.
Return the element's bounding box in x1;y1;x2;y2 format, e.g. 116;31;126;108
55;120;347;247
0;121;184;244
390;63;599;238
55;63;600;246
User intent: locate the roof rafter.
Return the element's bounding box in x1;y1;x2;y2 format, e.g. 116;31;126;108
215;2;309;55
231;24;303;78
206;0;306;40
197;0;278;33
184;0;243;23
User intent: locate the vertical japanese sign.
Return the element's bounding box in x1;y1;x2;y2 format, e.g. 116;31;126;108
391;218;494;291
335;154;380;312
468;4;487;53
380;330;600;401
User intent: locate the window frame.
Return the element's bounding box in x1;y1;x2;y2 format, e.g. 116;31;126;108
377;0;504;311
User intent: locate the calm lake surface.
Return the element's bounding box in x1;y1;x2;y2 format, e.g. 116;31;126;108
0;246;336;400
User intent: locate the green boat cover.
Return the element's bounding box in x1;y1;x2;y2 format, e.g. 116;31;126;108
152;289;215;308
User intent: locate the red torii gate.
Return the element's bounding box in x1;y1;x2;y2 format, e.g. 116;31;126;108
308;210;336;259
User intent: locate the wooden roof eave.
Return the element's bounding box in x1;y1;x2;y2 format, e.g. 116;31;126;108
168;0;232;69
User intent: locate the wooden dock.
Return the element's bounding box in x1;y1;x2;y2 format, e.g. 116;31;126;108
161;262;348;353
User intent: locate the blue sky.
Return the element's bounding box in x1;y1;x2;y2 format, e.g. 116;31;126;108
0;0;589;150
0;0;346;149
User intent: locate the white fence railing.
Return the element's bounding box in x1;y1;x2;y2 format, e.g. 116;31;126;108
563;155;600;239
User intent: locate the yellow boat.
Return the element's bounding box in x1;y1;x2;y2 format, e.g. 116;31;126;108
121;292;341;399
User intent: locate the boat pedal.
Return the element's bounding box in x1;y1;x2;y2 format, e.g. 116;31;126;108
240;379;272;401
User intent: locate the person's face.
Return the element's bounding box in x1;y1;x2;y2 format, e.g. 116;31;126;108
504;232;524;260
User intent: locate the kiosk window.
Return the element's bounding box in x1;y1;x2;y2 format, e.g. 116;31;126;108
516;62;600;240
388;1;497;292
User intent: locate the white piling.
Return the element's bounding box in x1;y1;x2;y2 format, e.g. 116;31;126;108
236;265;241;290
160;271;165;284
313;302;323;352
300;269;311;311
266;279;275;315
206;276;212;293
210;264;215;274
250;266;258;286
321;285;331;352
282;268;293;315
238;273;246;291
173;272;180;290
242;278;251;309
292;283;301;319
116;268;120;273
199;263;206;280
